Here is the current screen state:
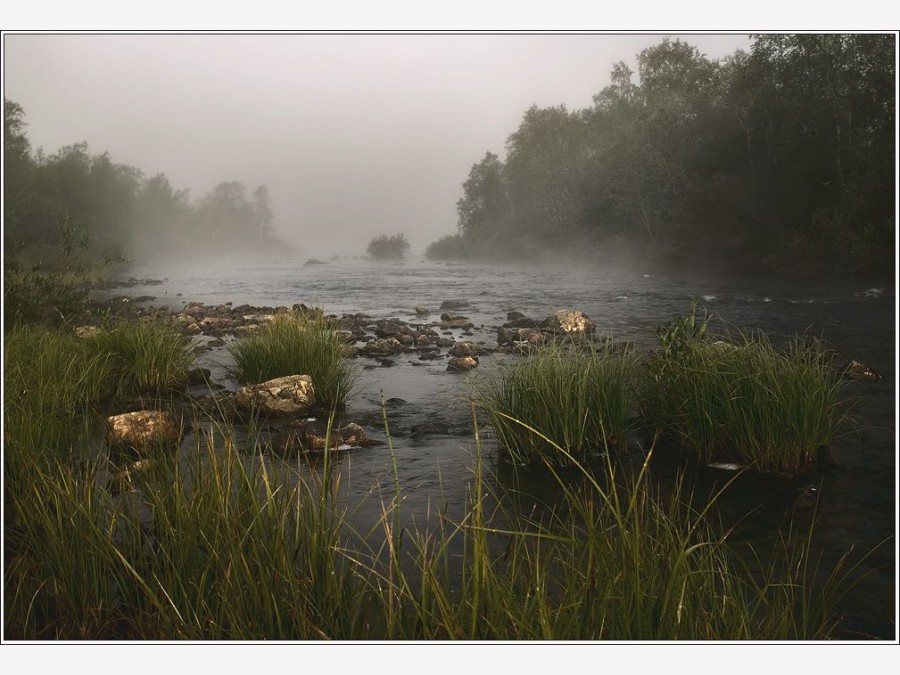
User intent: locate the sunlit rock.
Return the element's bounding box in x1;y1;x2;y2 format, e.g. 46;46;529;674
845;359;883;382
543;309;595;336
235;374;316;417
449;340;480;357
106;411;181;456
447;356;478;372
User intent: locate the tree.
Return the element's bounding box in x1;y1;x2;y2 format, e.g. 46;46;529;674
456;151;509;239
366;233;410;260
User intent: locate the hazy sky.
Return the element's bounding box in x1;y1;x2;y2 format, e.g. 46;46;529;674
3;33;752;257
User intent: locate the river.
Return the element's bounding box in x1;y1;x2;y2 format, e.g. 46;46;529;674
121;258;896;640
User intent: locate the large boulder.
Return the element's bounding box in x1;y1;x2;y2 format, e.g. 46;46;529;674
107;411;181;456
542;309;595;336
235;375;316;417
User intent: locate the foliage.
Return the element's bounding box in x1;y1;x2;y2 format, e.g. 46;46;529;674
654;298;713;360
3;213;123;328
478;344;640;465
3;98;283;266
365;233;411;260
426;34;895;278
228;311;358;410
425;234;470;260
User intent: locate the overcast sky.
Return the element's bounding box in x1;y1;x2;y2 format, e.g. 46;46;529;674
3;33;752;257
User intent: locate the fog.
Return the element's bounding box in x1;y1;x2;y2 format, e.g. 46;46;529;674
3;33;751;258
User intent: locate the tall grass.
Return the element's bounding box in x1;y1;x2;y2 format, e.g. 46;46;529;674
229;311;357;410
86;321;194;397
4;397;866;639
641;333;847;474
477;344;639;465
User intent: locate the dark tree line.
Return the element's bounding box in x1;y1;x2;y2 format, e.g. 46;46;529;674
3;98;285;268
428;35;895;278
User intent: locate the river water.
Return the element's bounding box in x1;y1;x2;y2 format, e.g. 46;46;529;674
124;258;896;640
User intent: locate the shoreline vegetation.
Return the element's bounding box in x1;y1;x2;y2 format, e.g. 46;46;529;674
4;285;887;640
423;35;894;281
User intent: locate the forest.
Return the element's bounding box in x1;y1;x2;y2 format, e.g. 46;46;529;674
427;34;896;279
3;99;287;269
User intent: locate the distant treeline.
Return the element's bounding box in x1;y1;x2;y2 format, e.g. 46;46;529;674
4;99;289;267
427;35;895;278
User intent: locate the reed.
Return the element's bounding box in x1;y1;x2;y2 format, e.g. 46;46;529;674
229;311;357;410
477;343;639;465
641;332;847;474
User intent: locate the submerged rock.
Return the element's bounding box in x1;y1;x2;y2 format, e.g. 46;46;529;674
235;375;316;417
439;299;469;310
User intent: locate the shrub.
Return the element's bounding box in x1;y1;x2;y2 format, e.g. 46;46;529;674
478;344;639;465
366;233;410;260
229;312;357;410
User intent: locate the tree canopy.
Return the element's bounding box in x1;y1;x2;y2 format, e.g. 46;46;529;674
428;34;896;279
3;100;286;267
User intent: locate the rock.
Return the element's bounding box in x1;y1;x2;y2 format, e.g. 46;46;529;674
542;309;595;336
440;312;469;322
385;397;408;407
340;423;367;446
235;375;316;417
440;318;475;330
374;319;415;340
187;367;211;385
414;306;430;316
845;360;883;382
449;341;480;357
497;326;546;346
440;299;469;310
504;311;541;329
106;411;181;456
447;356;478;372
75;325;102;338
360;337;405;357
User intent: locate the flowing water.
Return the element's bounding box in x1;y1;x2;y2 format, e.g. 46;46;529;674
123;258;896;640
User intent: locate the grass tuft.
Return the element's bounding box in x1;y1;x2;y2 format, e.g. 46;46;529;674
228;311;357;410
477;343;639;465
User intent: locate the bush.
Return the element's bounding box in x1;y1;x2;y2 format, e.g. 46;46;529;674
478;344;639;465
228;312;357;410
366;233;410;260
3;214;128;328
